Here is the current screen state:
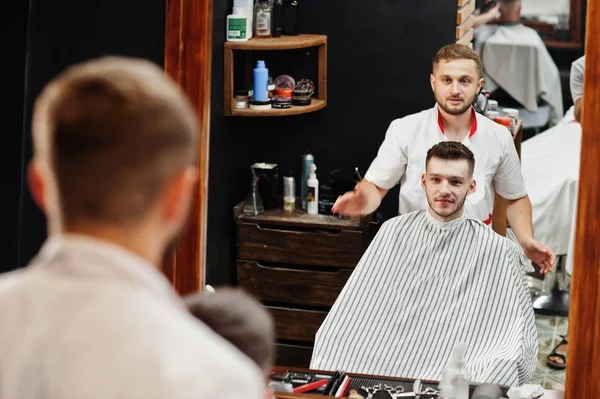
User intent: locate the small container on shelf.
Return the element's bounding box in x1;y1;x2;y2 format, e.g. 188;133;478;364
274;87;293;98
272;96;292;109
233;89;249;109
292;91;312;106
249;99;272;110
223;34;327;116
268;83;276;98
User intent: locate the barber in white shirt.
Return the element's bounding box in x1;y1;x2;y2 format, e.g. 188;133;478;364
0;57;264;399
333;43;555;273
570;55;585;124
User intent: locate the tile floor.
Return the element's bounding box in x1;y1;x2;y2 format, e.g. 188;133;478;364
533;314;568;390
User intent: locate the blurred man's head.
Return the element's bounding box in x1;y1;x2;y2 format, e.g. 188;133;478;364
498;0;521;22
185;288;275;374
29;56;199;262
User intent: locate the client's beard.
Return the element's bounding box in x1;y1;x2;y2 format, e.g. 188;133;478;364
427;192;469;220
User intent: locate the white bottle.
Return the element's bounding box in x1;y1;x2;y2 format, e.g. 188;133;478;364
245;0;254;39
440;342;469;399
307;163;319;215
226;4;249;42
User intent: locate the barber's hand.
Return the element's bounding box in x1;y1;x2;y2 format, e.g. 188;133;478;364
485;3;501;23
331;189;367;217
523;239;556;274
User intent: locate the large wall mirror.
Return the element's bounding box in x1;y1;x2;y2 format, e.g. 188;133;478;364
521;0;585;48
165;0;600;396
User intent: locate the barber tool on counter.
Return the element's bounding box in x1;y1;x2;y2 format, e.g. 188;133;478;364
318;170;356;216
306;163;319;215
242;163;278;215
282;172;295;214
251;162;279;210
301;153;314;210
439;342;469;399
242;166;264;216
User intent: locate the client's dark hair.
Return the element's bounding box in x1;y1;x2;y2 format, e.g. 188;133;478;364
184;288;275;373
425;141;475;176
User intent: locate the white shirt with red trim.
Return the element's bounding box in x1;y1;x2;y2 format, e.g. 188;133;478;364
364;104;527;224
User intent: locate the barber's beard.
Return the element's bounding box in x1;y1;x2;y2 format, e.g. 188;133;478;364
435;91;477;116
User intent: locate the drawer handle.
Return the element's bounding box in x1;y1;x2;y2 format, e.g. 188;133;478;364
256;224;342;236
254;262;345;274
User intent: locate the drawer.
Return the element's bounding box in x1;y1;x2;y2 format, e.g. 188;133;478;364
275;343;313;368
237;222;364;268
267;306;328;343
238;260;352;307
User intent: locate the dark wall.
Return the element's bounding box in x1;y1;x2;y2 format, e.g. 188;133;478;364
8;0;166;269
207;1;458;285
2;1;30;273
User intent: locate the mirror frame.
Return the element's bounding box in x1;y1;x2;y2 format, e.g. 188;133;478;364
163;0;213;295
565;1;600;396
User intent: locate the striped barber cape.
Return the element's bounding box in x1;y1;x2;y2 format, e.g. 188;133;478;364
310;210;537;388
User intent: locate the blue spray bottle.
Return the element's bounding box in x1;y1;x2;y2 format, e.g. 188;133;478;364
253;60;269;102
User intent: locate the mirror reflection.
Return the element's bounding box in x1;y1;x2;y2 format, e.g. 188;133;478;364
224;1;586;397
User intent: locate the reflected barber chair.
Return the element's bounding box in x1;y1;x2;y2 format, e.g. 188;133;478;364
530;254;570;316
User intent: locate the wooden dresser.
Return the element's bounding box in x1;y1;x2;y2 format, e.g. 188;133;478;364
234;200;373;367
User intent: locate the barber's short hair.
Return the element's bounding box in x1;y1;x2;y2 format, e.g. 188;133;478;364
432;43;483;78
185;288;275;373
32;56;198;227
499;0;521;13
426;141;475;177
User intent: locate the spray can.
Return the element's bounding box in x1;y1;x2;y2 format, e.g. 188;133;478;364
301;153;314;210
283;176;296;214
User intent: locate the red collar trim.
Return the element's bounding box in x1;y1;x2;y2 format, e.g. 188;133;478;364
437;107;478;138
483;213;492;225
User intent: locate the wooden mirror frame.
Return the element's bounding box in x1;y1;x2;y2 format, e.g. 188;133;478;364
521;0;585;49
163;0;213;295
565;1;599;397
164;0;600;396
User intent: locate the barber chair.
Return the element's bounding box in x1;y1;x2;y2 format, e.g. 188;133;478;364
531;254;570;316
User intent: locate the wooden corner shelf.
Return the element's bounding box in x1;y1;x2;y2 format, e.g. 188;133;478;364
224;34;327;117
224;34;326;50
231;98;326;117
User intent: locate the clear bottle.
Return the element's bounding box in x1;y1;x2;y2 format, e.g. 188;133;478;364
243;168;264;216
254;0;273;38
440;343;469;399
283;176;296;214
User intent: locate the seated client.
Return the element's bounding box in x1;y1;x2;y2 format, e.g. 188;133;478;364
310;141;537;388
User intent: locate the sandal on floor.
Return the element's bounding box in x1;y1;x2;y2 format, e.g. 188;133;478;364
546;335;568;370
